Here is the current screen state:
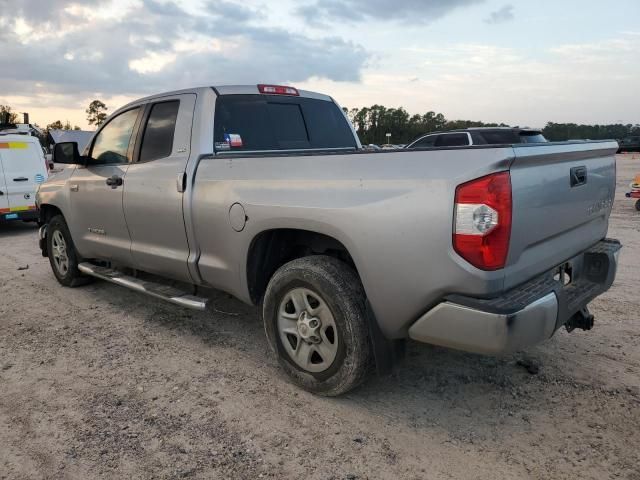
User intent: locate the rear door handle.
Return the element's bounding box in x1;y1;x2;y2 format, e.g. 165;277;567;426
13;177;29;182
105;175;123;188
570;166;587;187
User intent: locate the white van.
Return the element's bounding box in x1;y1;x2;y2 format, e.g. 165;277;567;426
0;134;48;223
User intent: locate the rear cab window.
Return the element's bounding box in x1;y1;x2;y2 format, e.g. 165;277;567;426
213;95;356;153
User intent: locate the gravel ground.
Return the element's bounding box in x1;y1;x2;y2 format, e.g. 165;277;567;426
1;155;639;480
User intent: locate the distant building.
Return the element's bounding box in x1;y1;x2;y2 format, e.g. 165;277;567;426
47;129;94;154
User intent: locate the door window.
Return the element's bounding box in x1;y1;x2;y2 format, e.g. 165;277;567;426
139;101;180;162
90;108;140;165
411;135;437;148
435;133;469;147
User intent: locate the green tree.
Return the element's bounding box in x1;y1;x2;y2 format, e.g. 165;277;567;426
542;122;640;141
46;120;80;131
345;104;639;145
86;100;108;127
0;104;19;123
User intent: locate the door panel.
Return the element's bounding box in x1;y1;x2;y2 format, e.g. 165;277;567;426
68;107;141;264
68;164;132;263
123;94;196;282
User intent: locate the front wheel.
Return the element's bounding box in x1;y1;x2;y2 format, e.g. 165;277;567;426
263;256;371;396
47;215;91;287
636;199;640;211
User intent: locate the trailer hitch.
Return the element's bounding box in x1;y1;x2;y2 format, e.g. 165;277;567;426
565;307;594;332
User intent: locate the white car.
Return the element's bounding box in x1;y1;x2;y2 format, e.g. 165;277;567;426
0;134;48;223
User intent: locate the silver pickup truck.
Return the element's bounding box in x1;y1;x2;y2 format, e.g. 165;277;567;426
37;84;621;396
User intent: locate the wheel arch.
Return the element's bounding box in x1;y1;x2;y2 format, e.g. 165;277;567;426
39;203;64;224
38;204;65;257
245;228;360;305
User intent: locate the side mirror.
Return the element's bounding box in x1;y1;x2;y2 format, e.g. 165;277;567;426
52;142;82;164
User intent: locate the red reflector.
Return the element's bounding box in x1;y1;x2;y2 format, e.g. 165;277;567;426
257;84;299;96
453;172;512;270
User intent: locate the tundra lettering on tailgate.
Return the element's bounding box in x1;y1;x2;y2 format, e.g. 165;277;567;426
587;197;613;216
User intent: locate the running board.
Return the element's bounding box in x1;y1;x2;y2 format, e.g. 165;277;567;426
78;262;208;311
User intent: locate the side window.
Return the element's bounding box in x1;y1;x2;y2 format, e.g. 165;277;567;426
412;135;437;148
139;101;180;162
471;132;487;145
90;108;140;165
435;133;469;147
480;131;518;144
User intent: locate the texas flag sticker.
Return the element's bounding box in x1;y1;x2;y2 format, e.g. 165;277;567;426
224;133;243;148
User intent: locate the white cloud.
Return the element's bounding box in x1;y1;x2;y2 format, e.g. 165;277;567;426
302;34;640;126
129;51;177;74
1;0;638;129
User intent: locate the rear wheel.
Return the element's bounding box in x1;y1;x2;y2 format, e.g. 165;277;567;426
636;199;640;211
263;256;371;396
47;215;91;287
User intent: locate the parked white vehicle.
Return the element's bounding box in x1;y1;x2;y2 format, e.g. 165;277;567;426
0;134;47;223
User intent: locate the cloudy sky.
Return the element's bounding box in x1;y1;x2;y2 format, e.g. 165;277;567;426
1;0;639;129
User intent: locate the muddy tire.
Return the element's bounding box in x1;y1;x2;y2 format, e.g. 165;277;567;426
47;215;91;287
263;256;371;396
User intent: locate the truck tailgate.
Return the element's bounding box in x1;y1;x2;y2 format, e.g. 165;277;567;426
504;141;617;289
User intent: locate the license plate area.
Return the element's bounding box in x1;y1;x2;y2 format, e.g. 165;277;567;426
553;262;573;286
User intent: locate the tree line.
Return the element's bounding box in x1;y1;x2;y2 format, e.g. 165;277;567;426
4;100;640;143
343;105;640;145
0;100;108;133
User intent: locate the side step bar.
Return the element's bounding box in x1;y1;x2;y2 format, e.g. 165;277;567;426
78;262;208;311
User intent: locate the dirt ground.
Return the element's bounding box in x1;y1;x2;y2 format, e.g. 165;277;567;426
1;155;639;480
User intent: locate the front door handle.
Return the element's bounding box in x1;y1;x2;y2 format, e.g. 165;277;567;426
105;175;123;189
13;177;28;182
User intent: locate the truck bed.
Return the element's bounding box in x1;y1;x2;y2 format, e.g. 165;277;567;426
191;140;618;338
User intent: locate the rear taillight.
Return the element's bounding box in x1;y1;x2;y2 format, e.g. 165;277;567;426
453;171;512;270
257;84;299;96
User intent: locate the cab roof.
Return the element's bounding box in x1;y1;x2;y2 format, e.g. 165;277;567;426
120;85;333;111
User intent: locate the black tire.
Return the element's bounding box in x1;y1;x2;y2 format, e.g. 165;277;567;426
263;255;371;396
636;199;640;211
47;215;91;287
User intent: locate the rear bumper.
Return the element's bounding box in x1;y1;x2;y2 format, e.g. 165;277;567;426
408;238;621;354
